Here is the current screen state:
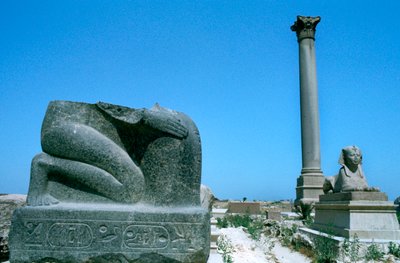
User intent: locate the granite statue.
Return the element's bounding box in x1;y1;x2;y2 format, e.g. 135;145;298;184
314;146;400;240
9;101;209;263
323;146;379;193
27;101;201;206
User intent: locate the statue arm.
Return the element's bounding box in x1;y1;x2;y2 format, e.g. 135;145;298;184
96;102;188;138
141;105;188;139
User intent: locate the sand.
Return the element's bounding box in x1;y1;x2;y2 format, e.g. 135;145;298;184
208;227;311;263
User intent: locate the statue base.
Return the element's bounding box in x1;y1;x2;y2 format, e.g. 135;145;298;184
312;192;400;240
295;172;325;205
9;203;210;263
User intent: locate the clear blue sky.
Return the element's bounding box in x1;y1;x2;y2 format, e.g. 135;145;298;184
1;1;399;201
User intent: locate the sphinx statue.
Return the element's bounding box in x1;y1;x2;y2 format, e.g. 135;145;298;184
314;146;400;241
323;145;379;193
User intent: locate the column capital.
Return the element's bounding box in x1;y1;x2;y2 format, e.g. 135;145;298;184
291;16;321;42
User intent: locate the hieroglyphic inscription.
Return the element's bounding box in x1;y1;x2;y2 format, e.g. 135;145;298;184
97;224;121;244
25;222;44;247
123;225;169;249
20;219;202;253
48;223;93;248
170;225;199;251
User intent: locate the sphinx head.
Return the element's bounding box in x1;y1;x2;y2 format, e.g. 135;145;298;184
339;146;362;168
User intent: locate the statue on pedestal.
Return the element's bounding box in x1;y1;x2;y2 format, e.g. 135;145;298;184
313;145;399;240
10;100;209;263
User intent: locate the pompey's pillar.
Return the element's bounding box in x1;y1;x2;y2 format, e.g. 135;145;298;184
291;16;325;204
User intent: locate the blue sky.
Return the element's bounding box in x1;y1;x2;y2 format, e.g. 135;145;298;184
1;1;399;201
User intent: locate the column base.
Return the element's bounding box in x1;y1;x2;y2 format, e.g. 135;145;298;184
295;170;325;205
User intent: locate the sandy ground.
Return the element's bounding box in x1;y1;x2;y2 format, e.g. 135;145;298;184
208;227;311;263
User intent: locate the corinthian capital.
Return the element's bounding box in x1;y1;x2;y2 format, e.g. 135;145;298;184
291;16;321;42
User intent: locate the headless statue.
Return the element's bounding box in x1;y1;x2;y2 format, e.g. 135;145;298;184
323;146;379;194
27;101;200;206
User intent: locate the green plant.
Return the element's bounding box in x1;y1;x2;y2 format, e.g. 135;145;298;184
219;214;265;240
279;224;298;247
217;234;235;263
365;242;384;261
340;234;360;262
216;217;229;228
303;216;314;227
388;242;400;258
292;235;303;251
242;197;247;202
227;214;252;228
246;218;264;240
397;210;400;224
312;234;339;263
295;202;314;221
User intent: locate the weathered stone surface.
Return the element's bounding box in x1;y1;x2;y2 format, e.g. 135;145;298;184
9;101;209;262
320;192;388;202
26;101;201;206
200;185;214;213
0;195;26;262
10;204;209;263
227;202;260;214
313;193;400;239
265;211;282;221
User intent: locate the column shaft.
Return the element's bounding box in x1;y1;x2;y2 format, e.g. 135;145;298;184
291;16;325;204
299;38;322;173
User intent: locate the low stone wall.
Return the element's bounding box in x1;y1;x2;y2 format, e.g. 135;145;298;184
227;201;261;214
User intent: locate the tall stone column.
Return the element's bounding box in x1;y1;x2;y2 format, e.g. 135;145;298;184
291;16;325;204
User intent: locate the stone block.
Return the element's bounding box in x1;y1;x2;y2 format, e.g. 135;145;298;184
10;204;210;262
265;211;281;221
211;209;227;219
313;192;400;240
320;192;388;202
227;202;260;214
295;174;325;204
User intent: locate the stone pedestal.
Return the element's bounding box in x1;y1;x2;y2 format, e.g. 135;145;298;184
295;173;326;205
9;203;210;263
313;192;400;240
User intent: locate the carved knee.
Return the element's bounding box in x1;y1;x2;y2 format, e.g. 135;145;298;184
31;153;52;168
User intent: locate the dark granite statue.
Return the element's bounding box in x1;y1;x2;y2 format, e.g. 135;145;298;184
10;101;209;263
323;146;379;193
28;101;200;206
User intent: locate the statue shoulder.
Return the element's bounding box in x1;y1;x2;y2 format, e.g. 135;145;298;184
96;102;144;124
